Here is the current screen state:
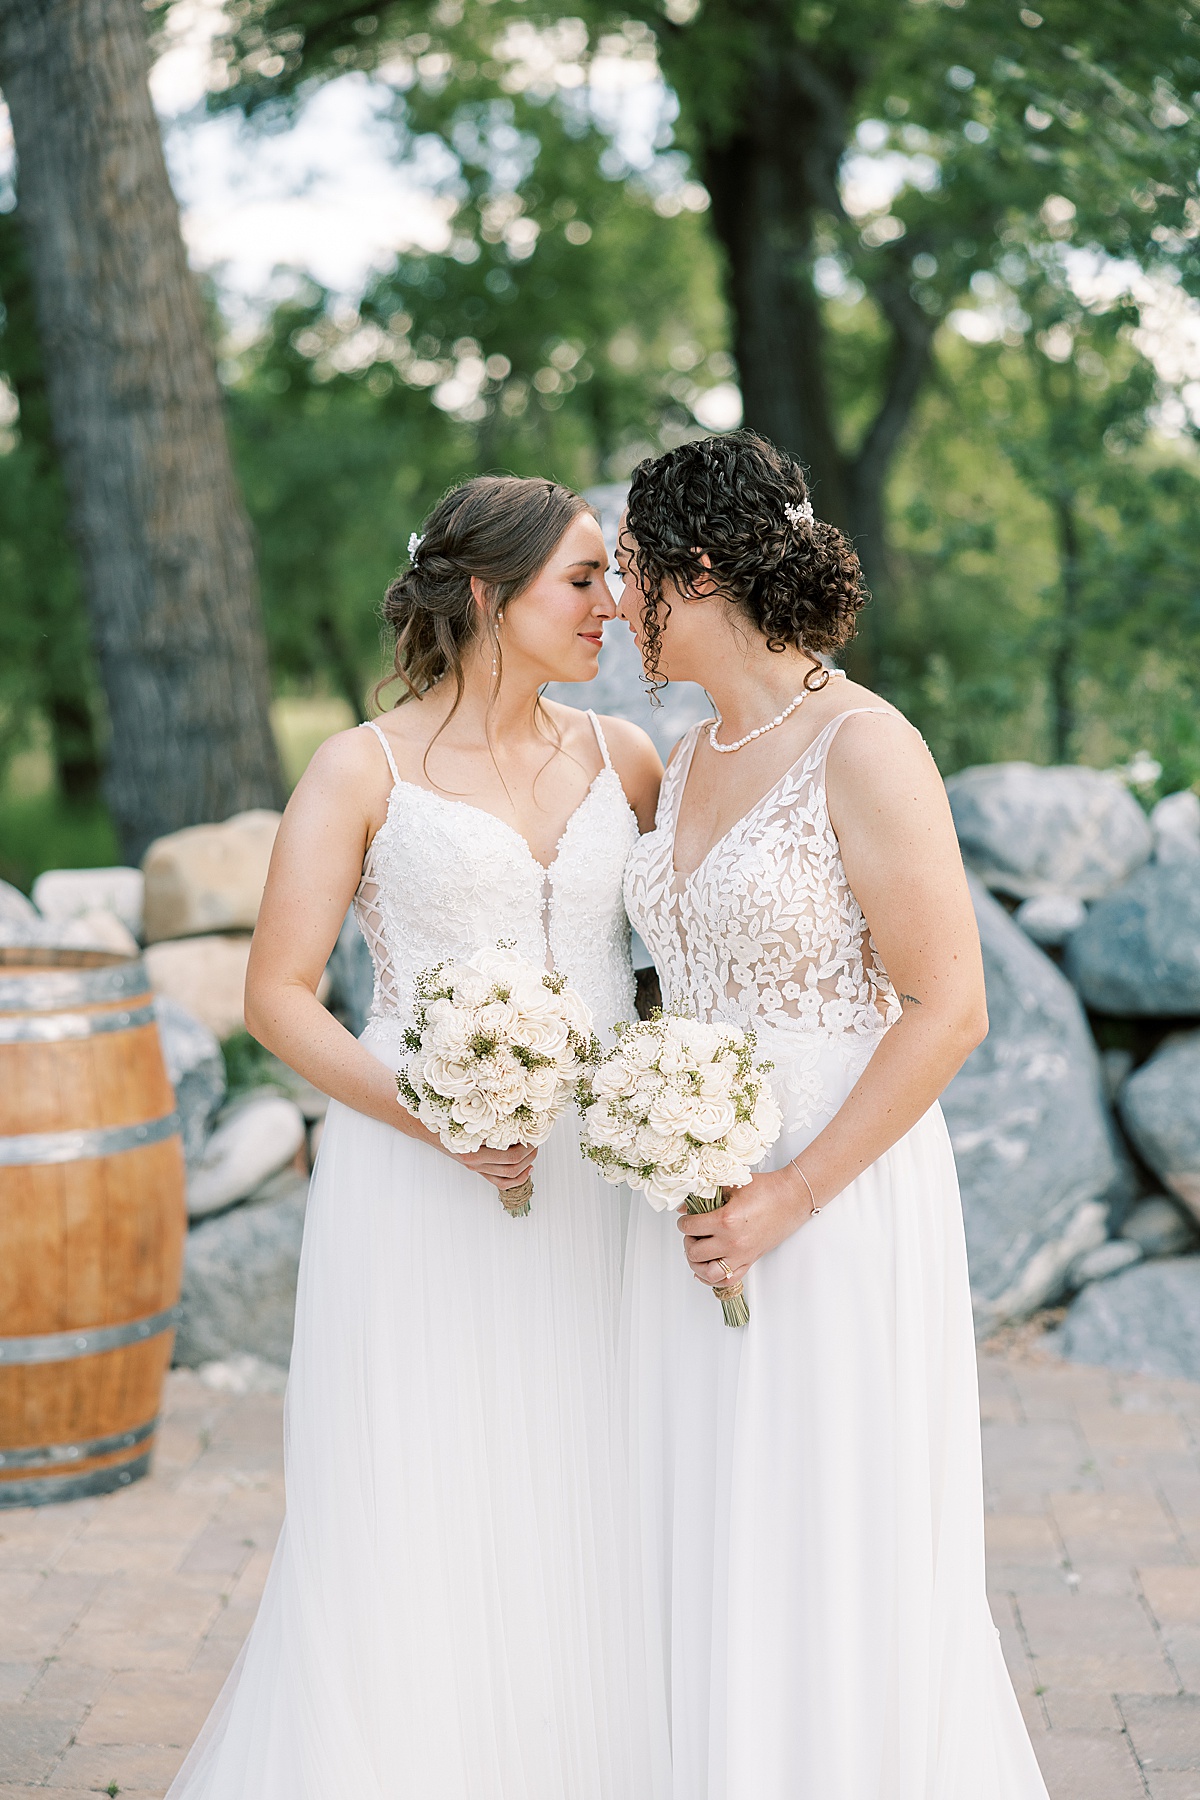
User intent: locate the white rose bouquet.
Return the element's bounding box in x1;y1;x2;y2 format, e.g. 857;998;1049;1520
577;1013;782;1326
397;946;595;1216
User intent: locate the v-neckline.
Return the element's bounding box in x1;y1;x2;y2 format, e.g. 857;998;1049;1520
380;767;614;876
668;716;842;884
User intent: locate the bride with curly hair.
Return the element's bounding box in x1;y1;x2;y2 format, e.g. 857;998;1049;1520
617;430;1049;1800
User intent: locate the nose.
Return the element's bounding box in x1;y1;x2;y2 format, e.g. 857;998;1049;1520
593;583;617;619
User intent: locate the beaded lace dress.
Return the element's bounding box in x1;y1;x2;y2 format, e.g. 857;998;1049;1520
354;713;636;1045
166;711;666;1800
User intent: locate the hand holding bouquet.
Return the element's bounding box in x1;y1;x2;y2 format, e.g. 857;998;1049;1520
578;1013;781;1325
398;946;595;1215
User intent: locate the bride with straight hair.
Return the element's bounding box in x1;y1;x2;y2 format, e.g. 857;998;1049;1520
617;430;1049;1800
166;474;665;1800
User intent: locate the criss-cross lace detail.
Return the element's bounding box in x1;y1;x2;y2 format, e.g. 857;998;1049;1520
624;709;902;1063
354;713;638;1040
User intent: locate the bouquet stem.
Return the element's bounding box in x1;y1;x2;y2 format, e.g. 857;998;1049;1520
500;1175;533;1218
685;1194;750;1327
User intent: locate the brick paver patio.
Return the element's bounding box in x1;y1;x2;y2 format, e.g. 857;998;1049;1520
1;1340;1199;1798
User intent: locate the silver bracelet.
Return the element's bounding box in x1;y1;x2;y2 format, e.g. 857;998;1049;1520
789;1156;820;1216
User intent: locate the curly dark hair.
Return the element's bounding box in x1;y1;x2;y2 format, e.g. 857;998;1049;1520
622;430;869;691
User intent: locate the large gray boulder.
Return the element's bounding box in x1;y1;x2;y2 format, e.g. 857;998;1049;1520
1118;1031;1200;1220
174;1171;308;1367
1065;862;1200;1016
944;879;1124;1333
946;762;1152;901
1058;1257;1200;1380
154;996;226;1165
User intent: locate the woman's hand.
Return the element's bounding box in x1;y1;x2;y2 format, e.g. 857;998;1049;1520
451;1141;539;1193
677;1165;815;1287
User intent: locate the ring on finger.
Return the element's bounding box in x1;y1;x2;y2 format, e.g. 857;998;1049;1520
717;1259;732;1280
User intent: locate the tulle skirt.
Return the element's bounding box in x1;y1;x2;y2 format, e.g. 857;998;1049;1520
167;1023;666;1800
621;1029;1050;1800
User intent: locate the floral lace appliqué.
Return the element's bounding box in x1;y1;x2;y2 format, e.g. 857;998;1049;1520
624;710;902;1127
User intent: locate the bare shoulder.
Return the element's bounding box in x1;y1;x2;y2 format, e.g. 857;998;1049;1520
291;725;394;829
824;700;945;815
594;712;663;778
302;723;386;788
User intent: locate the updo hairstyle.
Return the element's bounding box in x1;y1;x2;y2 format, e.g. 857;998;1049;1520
377;474;590;709
623;430;869;690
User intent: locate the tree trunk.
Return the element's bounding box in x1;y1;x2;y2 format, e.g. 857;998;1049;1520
688;29;935;685
0;0;285;862
0;209;104;809
703;133;853;531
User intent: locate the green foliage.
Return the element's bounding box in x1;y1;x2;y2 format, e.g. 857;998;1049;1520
210;0;1200;530
0;788;119;893
223;108;727;704
885;311;1200;785
221;1028;289;1098
3;0;1200;847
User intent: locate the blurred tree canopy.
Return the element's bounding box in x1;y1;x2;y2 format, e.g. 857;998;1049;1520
2;0;1200;880
213;0;1200;650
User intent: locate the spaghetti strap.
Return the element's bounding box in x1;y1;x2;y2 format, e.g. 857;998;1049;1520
587;710;614;773
813;706;904;756
361;718;401;786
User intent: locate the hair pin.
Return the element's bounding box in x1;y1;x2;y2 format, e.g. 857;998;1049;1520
784;499;814;527
408;531;424;560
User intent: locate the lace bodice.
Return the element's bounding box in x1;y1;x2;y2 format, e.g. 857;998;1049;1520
624;709;902;1053
354;713;638;1042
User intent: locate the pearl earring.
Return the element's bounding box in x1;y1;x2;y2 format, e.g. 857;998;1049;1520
492;612;503;681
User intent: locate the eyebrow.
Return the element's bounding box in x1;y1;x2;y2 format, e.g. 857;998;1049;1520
564;558;606;570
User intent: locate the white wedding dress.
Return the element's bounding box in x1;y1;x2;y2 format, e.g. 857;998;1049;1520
167;711;667;1800
622;710;1049;1800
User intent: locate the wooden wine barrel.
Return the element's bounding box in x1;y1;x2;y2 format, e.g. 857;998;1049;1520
0;946;185;1506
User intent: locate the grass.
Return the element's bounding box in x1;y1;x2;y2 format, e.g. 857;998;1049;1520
0;790;119;894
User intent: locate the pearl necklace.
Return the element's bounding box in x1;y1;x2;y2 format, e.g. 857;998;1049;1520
707;670;845;755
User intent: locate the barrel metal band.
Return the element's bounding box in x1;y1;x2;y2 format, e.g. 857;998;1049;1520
0;1002;157;1045
0;1452;151;1509
0;959;150;1013
0;1415;158;1470
0;1109;180;1166
0;1304;180;1365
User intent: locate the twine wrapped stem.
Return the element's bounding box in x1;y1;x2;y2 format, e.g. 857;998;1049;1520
500;1175;533;1217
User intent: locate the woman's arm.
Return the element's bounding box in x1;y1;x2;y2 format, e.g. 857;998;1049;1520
244;729;537;1193
680;711;986;1284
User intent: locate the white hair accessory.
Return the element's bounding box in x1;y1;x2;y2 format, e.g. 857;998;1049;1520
408;531;424;560
784;499;814;527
